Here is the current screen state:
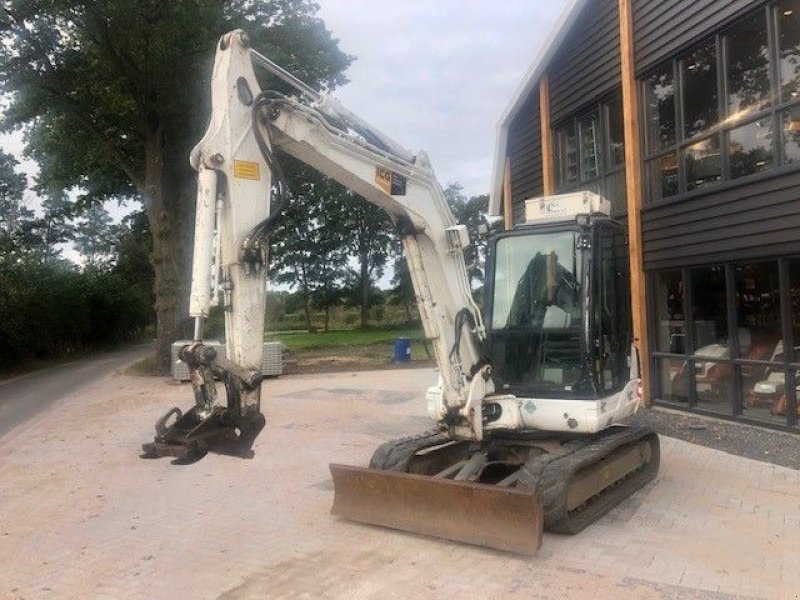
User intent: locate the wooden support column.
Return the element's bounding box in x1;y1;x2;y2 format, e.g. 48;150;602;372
539;75;555;195
503;157;513;229
618;0;650;405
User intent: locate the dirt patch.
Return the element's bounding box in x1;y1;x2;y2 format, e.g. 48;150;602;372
285;349;433;374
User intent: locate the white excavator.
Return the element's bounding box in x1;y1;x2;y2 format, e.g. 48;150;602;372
142;31;659;555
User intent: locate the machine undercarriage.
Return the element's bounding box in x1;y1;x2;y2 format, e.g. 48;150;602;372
332;425;659;553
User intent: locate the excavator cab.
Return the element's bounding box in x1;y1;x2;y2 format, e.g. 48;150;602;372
486;214;632;402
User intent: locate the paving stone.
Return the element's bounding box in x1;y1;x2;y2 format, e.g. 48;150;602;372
0;367;797;599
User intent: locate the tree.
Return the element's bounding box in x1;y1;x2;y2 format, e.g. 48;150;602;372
339;194;394;328
389;255;416;324
0;1;352;370
73;204;116;268
270;167;349;331
0;150;30;261
31;193;74;263
444;182;489;286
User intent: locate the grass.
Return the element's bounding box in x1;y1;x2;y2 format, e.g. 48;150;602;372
267;326;432;372
265;327;426;351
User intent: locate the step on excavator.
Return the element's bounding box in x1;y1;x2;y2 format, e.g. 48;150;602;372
142;31;660;555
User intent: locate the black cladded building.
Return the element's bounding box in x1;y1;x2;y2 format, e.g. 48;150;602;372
491;0;800;431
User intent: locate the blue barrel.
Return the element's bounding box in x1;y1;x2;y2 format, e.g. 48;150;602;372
393;337;411;362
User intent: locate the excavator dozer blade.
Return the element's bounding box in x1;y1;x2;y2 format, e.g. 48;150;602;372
329;463;544;555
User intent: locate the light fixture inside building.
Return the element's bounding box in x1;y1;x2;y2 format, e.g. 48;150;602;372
784;9;793;16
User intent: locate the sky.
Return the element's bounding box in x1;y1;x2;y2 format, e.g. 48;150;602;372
0;1;569;262
315;0;567;197
1;1;568;204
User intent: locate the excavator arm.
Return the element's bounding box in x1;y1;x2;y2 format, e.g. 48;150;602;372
142;30;492;460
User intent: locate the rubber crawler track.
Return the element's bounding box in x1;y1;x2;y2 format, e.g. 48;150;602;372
521;426;660;534
369;430;448;471
368;425;660;536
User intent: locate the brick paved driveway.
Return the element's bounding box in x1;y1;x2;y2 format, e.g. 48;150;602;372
0;366;798;599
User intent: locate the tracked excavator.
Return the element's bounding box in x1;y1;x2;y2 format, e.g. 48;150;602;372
142;31;660;555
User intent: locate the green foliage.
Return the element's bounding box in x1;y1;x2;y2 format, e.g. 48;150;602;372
270;166;350;329
0;0;353;366
340;194;395;327
0;260;152;369
0;165;155;370
444;182;489;286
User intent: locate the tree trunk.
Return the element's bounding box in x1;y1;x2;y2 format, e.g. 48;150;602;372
324;305;330;332
302;292;314;332
359;252;369;329
142;130;191;373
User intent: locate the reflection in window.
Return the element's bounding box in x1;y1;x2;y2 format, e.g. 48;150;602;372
644;65;676;152
729;119;774;179
608;95;625;166
684;137;721;190
682;40;718;140
556;124;578;187
491;232;580;329
782;105;800;164
647;153;678;201
579;112;600;181
656;358;689;403
726;12;771;115
778;0;800;102
690;266;727;352
655;271;684;353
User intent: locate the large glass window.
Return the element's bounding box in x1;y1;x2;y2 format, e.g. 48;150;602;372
729;118;774;178
640;4;800;202
726;12;771;115
556;124;579;187
681;40;718;140
579;111;601;181
651;260;800;429
644;65;676;153
778;0;800;102
608;95;625;166
654;271;685;353
690;266;727;352
554;95;627;216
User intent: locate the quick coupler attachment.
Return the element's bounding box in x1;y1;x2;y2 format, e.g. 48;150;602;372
141;404;266;461
140;343;266;462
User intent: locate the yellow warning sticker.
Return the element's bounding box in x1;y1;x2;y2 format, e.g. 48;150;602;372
234;160;260;180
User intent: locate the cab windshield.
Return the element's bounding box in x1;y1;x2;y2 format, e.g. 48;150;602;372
489;230;590;396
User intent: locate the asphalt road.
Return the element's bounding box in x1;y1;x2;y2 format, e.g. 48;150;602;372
0;344;152;439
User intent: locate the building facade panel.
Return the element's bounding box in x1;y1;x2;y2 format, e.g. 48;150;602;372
507;92;543;224
549;0;621;123
642;170;800;269
633;0;763;74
